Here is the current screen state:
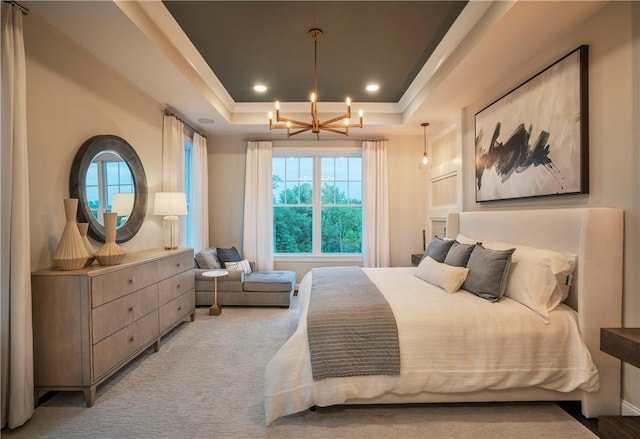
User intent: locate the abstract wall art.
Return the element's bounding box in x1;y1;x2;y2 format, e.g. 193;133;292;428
474;45;589;202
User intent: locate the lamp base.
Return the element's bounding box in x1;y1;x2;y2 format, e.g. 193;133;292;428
162;215;179;250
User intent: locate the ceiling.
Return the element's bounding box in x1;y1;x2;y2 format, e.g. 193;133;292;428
162;1;467;103
24;1;608;138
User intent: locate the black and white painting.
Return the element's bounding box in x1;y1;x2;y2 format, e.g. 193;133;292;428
475;46;588;202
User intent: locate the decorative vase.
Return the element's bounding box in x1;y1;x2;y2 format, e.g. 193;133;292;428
95;212;126;266
53;198;90;270
77;222;96;266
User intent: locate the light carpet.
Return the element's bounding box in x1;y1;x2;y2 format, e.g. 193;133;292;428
4;297;598;439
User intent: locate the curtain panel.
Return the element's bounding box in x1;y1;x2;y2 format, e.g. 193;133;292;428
188;133;209;253
1;3;34;428
362;140;390;267
243;141;274;270
161;115;186;246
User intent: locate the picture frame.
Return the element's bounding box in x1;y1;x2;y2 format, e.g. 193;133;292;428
474;45;589;202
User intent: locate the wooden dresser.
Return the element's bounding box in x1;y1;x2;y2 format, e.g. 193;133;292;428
32;248;195;407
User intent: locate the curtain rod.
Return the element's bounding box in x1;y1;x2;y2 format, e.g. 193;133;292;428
163;109;206;138
243;137;388;142
3;0;29;15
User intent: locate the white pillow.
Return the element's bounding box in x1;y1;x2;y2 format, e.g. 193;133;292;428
415;256;469;294
483;241;576;323
456;233;481;246
224;259;252;275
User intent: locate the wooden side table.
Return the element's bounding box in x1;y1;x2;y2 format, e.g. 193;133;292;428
202;270;229;316
599;328;640;439
411;253;423;266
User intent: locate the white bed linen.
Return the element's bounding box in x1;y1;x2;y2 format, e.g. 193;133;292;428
264;267;599;424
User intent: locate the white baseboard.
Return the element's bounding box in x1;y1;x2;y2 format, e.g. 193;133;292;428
621;399;640;416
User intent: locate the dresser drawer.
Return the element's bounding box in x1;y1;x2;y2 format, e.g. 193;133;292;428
92;284;158;344
159;290;195;334
92;310;159;380
159;251;194;280
91;261;160;307
158;270;194;306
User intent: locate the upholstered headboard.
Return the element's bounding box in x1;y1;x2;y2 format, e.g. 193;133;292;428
446;208;623;418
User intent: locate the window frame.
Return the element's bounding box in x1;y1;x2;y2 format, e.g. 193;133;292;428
273;146;363;260
184;134;193;247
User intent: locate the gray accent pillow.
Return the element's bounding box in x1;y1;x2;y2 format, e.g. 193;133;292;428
444;242;476;267
422;237;455;263
462;244;516;302
216;246;242;264
195;248;221;269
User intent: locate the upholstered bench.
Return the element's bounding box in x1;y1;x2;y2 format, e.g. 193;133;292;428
194;247;296;308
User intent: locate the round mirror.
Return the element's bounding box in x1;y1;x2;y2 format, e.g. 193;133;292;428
70;135;147;243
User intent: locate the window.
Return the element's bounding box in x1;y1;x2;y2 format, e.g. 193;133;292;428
273;153;362;255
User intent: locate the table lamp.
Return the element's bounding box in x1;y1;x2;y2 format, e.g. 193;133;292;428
154;192;187;250
110;192;135;225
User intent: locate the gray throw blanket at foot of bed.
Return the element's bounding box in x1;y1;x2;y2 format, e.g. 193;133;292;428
307;266;400;380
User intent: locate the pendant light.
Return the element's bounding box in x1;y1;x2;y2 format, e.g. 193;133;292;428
421;122;429;165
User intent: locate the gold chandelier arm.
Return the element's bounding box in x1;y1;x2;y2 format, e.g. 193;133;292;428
319;113;351;126
276;115;312;127
324;122;363;129
287;127;313;137
270;123;308;130
321;127;349;136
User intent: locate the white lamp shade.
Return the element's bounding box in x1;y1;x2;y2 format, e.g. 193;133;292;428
154;192;187;216
111;192;135;217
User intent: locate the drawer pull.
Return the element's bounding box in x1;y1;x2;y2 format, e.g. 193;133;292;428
128;306;134;312
128;335;135;342
178;306;182;311
176;262;181;267
176;283;181;289
128;278;135;285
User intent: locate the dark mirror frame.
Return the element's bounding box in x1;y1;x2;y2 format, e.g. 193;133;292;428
70;135;148;243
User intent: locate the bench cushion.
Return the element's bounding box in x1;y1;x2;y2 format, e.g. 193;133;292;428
243;271;295;293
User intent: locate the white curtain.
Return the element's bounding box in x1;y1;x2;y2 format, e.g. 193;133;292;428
1;3;34;428
362;140;390;267
243;141;273;270
161;114;186;246
188;133;209;253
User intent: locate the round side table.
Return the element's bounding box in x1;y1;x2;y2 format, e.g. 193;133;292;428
202;270;229;316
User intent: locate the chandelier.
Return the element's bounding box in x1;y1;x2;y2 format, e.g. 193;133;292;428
268;28;363;139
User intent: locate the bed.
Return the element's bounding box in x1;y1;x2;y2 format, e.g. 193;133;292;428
264;208;623;424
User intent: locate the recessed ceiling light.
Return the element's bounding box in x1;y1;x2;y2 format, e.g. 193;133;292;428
254;84;268;92
198;118;215;124
366;84;380;92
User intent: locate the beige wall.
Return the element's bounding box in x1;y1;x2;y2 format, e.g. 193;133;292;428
25;15;165;271
387;135;429;266
206;134;428;281
461;2;640;410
